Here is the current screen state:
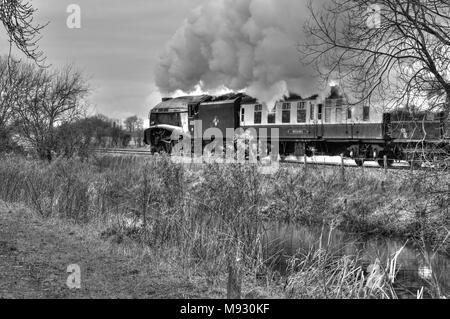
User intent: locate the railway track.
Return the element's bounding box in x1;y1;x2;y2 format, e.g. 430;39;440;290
93;148;428;171
93;148;152;156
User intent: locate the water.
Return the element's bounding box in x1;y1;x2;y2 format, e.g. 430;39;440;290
262;222;450;299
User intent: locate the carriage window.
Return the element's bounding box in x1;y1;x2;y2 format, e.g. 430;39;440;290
282;103;291;124
268;109;276;124
310;103;315;121
363;106;370;121
254;104;262;124
318;104;323;120
241;108;245;123
325;108;332;123
297;102;307;123
336;108;342;123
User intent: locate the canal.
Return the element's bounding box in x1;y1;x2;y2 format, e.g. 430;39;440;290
263;222;450;298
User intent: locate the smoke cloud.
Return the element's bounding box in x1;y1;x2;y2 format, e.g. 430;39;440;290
154;0;326;106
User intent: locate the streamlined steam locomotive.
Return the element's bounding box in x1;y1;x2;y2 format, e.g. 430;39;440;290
144;86;450;166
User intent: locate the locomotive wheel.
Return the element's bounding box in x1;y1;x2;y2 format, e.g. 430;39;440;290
355;159;364;167
154;140;173;154
164;141;173;154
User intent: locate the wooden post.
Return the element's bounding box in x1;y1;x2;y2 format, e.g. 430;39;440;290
340;154;345;182
227;243;242;299
142;166;149;229
304;153;308;173
384;155;388;176
410;153;414;171
227;263;242;299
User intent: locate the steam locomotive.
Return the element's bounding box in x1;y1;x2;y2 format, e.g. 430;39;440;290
144;86;450;167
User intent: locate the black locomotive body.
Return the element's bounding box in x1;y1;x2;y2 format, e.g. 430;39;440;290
144;87;449;166
188;93;243;144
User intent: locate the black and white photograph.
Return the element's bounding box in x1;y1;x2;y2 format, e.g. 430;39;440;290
0;0;449;306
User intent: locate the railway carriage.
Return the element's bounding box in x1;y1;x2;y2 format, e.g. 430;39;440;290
240;87;391;166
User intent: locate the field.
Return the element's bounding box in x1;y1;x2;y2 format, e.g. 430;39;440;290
0;153;449;298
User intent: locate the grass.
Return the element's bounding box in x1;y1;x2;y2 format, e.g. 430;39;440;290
0;153;448;298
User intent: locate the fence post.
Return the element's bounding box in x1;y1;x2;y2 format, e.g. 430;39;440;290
227;243;242;299
304;153;308;173
384;155;388;176
341;154;345;182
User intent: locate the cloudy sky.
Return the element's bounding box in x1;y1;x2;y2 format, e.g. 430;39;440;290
0;0;207;122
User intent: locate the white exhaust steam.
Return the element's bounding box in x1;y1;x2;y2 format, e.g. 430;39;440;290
154;0;326;106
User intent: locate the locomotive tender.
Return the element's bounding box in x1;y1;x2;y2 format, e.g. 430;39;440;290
144;86;449;166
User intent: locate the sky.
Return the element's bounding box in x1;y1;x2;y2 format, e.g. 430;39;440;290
0;0;207;123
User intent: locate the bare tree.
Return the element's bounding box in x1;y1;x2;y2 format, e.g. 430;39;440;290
13;64;89;160
0;55;32;152
124;115;138;132
0;0;47;63
1;0;47;152
302;0;450;115
124;115;144;147
0;56;17;127
134;117;144;147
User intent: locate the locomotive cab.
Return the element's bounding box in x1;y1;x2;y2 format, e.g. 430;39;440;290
144;95;211;154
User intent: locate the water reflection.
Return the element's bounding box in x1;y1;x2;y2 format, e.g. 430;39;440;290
262;222;450;299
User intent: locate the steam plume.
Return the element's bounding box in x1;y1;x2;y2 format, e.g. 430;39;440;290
154;0;326;106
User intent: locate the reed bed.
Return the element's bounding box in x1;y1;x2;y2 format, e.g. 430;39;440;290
0;153;448;298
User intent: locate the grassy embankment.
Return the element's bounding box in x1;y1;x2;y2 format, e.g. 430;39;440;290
0;154;448;298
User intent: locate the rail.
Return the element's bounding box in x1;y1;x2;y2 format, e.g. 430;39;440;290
91;148;433;171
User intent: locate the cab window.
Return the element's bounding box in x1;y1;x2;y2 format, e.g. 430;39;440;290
150;113;181;127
